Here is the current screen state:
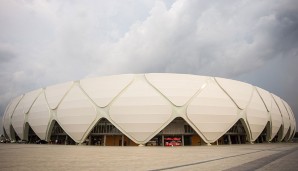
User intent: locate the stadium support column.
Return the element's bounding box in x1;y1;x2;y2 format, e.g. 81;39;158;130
228;135;232;145
65;135;68;145
182;135;184;146
121;135;124;146
162;135;164;146
103;135;106;146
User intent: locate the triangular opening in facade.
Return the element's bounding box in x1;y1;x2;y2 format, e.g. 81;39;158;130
3;128;9;139
283;126;292;142
147;117;203;146
84;118;138;146
24;123;41;143
290;129;296;140
48;120;76;145
271;125;282;142
10;125;20;141
218;119;248;145
255;122;270;143
277;125;284;142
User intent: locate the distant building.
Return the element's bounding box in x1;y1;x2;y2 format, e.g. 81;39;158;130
2;74;296;146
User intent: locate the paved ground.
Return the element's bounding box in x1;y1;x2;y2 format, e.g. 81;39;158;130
0;143;297;171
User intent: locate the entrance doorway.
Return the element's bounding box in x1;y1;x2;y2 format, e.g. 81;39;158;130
10;125;20;142
25;123;40;143
49;120;76;145
218;120;248;145
283;127;292;142
146;117;202;146
255;122;270;143
85;118;137;146
271;126;281;142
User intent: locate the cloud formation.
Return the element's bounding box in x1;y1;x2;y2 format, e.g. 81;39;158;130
1;0;298;134
96;0;298;77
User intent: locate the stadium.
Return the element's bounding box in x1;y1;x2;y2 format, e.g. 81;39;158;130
2;73;296;146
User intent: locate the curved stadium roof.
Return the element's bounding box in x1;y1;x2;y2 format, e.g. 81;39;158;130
2;73;296;145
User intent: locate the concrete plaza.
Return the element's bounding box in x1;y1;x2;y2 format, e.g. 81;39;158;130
0;143;297;171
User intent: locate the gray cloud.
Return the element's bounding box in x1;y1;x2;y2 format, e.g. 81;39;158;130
92;0;298;78
1;0;298;135
0;47;16;63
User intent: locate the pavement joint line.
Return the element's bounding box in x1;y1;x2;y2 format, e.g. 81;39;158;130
223;147;298;171
148;146;294;171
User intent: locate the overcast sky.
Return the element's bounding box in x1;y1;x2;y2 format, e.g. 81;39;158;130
1;0;298;135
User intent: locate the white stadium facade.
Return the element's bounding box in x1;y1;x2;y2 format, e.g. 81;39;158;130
2;73;296;146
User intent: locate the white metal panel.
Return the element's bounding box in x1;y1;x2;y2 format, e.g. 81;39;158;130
272;94;290;141
109;76;172;143
57;85;97;142
1;112;4;134
269;95;282;141
289;107;296;139
11;98;26;140
293;122;296;140
246;89;269;141
11;88;42;139
289;105;296;136
2;101;11;137
45;81;73;109
215;77;253;109
28;92;50;140
80;74;134;107
23;89;42;114
256;87;272;112
187;80;238;142
3;95;23;139
282;100;295;140
145;73;207;106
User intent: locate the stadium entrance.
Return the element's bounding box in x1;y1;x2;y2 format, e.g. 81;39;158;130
85;118;137;146
271;125;283;142
10;125;20;142
146;117;202;146
24;123;40;143
217;120;248;145
255;122;270;143
48;120;76;145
